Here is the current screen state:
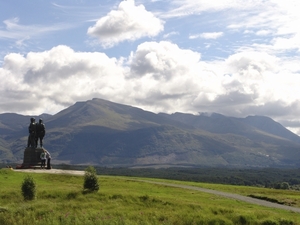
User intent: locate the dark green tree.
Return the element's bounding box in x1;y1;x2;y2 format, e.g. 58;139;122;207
83;166;99;192
21;175;36;200
281;182;290;190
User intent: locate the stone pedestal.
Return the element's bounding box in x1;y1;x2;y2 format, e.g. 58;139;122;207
20;147;47;168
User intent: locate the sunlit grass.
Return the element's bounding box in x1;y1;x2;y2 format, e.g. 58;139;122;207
0;169;299;224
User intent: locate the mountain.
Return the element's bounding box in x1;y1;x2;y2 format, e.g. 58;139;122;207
1;98;300;167
0;113;51;163
159;112;300;145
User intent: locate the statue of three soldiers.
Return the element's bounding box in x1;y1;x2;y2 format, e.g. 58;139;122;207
27;117;46;148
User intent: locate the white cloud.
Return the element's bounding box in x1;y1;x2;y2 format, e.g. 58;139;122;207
1;42;300;122
0;38;299;136
1;0;300;134
162;0;264;18
166;0;300;55
0;17;74;41
129;41;201;79
255;30;273;36
226;51;278;76
0;45;127;114
272;34;300;52
226;0;300;54
190;32;223;40
163;31;179;39
87;0;164;48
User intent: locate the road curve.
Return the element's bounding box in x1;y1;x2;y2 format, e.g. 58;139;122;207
136;179;300;213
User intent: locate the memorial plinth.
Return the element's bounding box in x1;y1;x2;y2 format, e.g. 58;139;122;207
19;147;47;169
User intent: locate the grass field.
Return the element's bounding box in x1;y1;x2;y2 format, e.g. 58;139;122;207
0;168;299;225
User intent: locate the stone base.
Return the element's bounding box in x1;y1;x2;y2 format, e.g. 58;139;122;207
18;147;48;169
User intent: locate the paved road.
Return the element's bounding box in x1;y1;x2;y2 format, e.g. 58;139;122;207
15;169;300;213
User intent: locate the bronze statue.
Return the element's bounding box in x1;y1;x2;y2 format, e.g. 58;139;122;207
36;118;46;147
27;117;36;148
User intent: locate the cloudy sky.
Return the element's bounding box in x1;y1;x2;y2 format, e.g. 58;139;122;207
1;0;300;134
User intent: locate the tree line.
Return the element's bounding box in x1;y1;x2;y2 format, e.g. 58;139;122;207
56;164;300;190
4;163;300;190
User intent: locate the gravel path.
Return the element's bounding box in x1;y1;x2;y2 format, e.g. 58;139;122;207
15;168;85;176
15;169;300;213
138;180;300;213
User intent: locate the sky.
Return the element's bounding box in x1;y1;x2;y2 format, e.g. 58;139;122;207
1;0;300;134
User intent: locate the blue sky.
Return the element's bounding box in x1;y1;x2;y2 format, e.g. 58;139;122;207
1;0;300;134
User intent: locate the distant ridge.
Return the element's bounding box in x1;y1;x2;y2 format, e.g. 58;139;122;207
1;98;300;167
242;116;300;143
160;112;300;144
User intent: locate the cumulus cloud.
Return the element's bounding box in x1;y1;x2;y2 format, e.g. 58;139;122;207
0;45;127;114
129;41;201;79
1;40;300;132
126;41;300;121
87;0;164;48
2;0;300;135
0;42;221;115
226;52;278;76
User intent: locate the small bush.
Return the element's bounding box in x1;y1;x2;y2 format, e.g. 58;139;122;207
66;191;79;200
139;195;149;202
261;220;278;225
0;207;8;213
21;175;36;200
279;219;294;225
110;194;123;200
83;166;99;192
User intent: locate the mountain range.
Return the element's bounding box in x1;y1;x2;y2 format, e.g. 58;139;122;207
1;98;300;167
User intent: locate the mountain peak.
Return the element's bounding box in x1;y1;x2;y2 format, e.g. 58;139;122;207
1;98;300;167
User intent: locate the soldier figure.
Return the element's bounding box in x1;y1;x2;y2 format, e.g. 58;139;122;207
27;117;36;148
36;118;46;147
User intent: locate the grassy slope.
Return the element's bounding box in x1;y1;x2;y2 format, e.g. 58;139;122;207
0;169;299;225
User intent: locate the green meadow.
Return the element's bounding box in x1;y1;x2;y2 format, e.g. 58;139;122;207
0;168;299;225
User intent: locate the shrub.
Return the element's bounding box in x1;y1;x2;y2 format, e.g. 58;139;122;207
261;219;278;225
274;182;290;190
280;182;290;190
83;166;99;192
21;175;36;200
